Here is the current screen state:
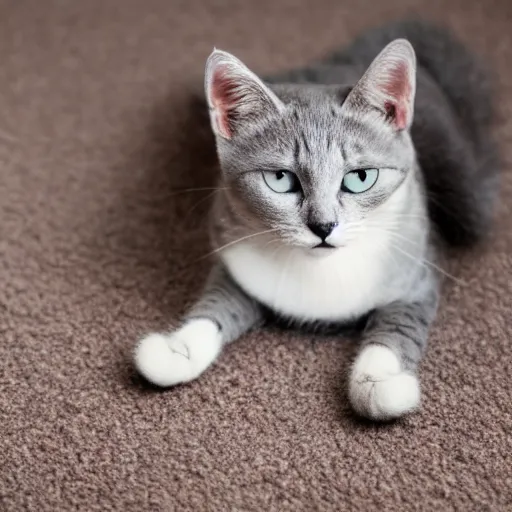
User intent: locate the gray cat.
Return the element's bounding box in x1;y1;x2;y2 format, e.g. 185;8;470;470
134;21;499;421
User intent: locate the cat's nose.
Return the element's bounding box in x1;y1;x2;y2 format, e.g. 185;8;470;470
308;222;338;240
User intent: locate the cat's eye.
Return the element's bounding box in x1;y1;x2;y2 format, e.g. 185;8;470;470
262;170;300;193
341;169;379;193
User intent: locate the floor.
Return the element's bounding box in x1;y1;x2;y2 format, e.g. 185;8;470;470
1;0;511;510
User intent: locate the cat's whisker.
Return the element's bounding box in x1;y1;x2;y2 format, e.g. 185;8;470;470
264;238;280;248
388;242;467;286
264;238;291;251
368;212;429;222
366;235;403;271
363;219;427;232
168;186;230;198
195;228;280;262
343;223;463;284
185;189;222;217
363;223;424;246
425;193;463;221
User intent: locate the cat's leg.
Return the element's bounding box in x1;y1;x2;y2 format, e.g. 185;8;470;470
349;282;439;421
134;263;262;387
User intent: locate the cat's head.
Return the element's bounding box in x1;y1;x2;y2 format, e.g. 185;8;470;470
204;40;417;253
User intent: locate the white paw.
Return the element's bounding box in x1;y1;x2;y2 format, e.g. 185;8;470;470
349;345;420;421
134;319;222;387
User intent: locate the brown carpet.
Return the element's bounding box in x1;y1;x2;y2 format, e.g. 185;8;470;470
1;1;511;510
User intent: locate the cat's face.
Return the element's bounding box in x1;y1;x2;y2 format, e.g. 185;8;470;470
205;40;417;252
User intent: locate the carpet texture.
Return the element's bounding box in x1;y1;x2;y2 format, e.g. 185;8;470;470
1;1;511;510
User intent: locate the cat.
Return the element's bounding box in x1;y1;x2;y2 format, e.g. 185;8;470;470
134;20;499;421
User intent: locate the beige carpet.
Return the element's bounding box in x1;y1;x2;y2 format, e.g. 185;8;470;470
1;0;511;510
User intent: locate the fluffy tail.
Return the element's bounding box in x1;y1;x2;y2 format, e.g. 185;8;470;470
327;20;501;246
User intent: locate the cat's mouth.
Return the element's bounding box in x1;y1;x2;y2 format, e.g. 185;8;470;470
313;241;336;249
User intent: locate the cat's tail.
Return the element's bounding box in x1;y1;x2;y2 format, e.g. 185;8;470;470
328;20;501;246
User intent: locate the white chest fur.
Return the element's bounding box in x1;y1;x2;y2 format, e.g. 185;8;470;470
220;234;400;322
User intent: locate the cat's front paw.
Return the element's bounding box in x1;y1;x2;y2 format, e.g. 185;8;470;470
348;345;420;421
134;319;222;387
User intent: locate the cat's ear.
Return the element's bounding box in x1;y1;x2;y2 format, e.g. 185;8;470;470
345;39;416;130
205;49;285;139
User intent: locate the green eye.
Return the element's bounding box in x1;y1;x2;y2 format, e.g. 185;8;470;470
342;169;379;193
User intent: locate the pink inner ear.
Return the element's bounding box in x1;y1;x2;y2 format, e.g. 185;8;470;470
384;100;408;131
210;65;244;138
381;62;411;130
